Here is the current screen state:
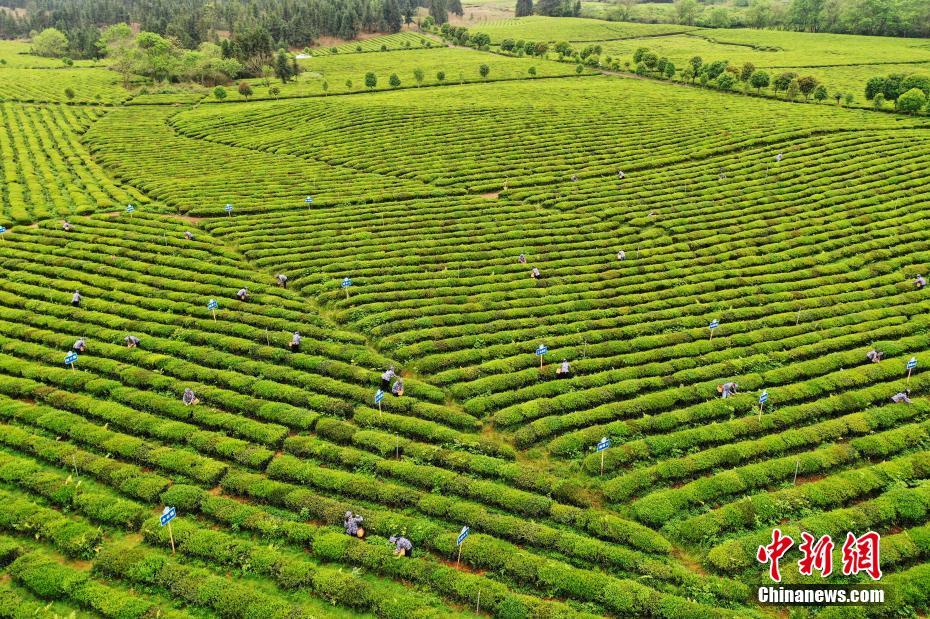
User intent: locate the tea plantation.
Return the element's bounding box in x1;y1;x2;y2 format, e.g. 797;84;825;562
1;16;930;619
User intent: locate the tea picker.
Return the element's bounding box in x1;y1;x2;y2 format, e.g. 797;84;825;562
391;377;405;397
344;511;365;538
571;174;578;182
289;331;301;352
390;535;413;558
556;359;572;379
381;366;396;391
866;350;883;364
125;335;140;348
71;290;82;307
62;221;73;232
518;253;526;264
617;170;625;179
915;275;926;290
617;250;625;261
182;388;200;406
184;231;194;241
236;287;249;301
72;338;86;353
717;382;738;398
276;274;288;288
530;267;541;280
892;389;912;404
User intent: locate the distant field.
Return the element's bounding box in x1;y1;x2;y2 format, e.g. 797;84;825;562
0;39;101;68
0;67;131;103
308;32;437;56
219;47;588;101
470;15;695;43
597;30;930;69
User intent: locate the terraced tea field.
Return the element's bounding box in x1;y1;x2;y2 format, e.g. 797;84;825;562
2;16;930;619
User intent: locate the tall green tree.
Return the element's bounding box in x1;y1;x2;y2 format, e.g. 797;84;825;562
429;0;449;25
515;0;534;17
31;28;69;57
382;0;403;33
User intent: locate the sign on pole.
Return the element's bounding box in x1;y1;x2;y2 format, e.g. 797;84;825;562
535;344;548;369
709;319;720;340
304;196;314;206
0;225;7;240
224;203;233;216
597;436;611;475
126;204;135;216
207;298;218;321
160;506;177;554
64;351;78;370
907;357;917;386
758;390;768;419
341;277;352;299
374;389;384;415
456;525;470;567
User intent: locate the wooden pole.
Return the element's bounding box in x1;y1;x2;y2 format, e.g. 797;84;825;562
907;368;913;387
378;400;382;416
345;288;350;300
709;329;714;341
70;362;75;371
211;309;216;321
395;433;399;459
476;590;481;614
600;451;605;476
540;355;544;370
796;309;801;325
168;521;176;554
758;401;763;420
792;460;800;485
456;542;463;568
264;329;270;346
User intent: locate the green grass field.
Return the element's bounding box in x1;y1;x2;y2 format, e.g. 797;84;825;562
470;15;696;42
221;46;590;100
2;15;930;619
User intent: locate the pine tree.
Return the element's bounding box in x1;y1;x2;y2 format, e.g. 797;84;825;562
449;0;464;17
515;0;534;16
383;0;403;33
429;0;449;25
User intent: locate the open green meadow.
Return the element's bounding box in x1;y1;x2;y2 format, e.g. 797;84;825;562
2;14;930;619
470;15;695;43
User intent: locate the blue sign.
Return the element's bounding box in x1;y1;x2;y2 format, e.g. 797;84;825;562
341;277;352;288
535;345;548;356
160;506;177;527
126;204;135;214
759;390;769;405
374;389;385;404
224;204;233;213
207;299;218;310
304;196;314;204
596;437;611;452
457;526;470;546
64;351;78;365
709;319;720;330
0;226;7;234
908;357;918;370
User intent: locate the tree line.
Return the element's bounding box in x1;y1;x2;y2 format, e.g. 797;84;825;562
605;0;930;39
0;0;421;58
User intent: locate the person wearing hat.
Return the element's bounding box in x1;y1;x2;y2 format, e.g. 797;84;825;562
915;275;926;290
73;338;86;353
71;290;81;307
289;331;301;352
125;335;140;349
182;388;200;406
236;287;249;301
530;267;541;280
344;511;365;538
381;367;396;391
718;382;738;398
866;349;883;364
892;389;912;404
390;535;413;558
556;359;572;378
276;274;288;288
